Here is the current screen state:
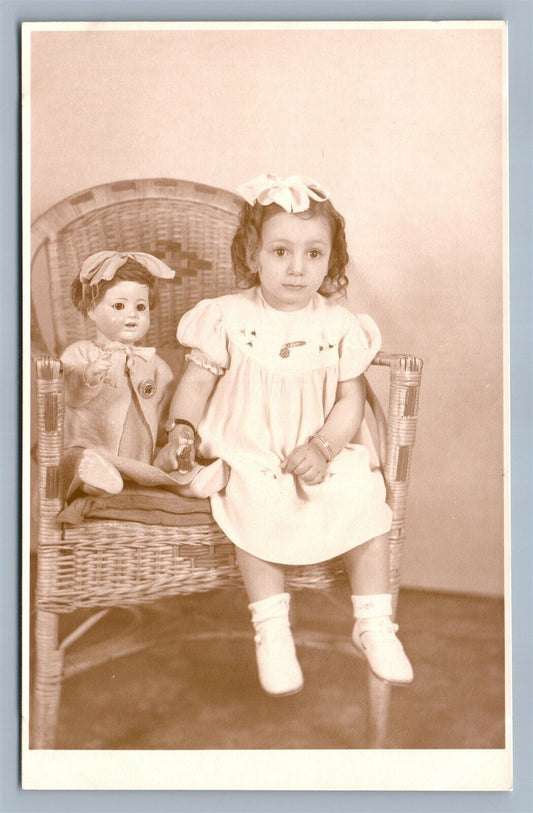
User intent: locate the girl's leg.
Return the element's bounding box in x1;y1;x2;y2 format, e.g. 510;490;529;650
342;532;390;595
236;547;285;602
343;534;413;685
236;548;303;696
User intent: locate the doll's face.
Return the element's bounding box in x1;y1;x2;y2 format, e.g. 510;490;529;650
87;280;150;345
256;211;332;311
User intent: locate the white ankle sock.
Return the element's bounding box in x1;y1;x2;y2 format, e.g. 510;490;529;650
249;592;291;624
351;593;393;620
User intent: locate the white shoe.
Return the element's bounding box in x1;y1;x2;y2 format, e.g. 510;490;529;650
253;626;304;696
249;593;304;696
352;617;414;685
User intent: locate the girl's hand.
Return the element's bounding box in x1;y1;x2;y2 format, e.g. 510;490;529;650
153;426;196;473
281;442;328;485
83;352;113;387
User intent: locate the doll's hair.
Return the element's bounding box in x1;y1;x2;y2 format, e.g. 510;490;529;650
71;258;160;314
230;198;350;297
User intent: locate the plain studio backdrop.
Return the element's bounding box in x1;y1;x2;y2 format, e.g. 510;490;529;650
29;24;506;597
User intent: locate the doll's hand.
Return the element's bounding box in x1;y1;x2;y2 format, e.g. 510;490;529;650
281;442;328;485
83;352;113;387
153;426;196;474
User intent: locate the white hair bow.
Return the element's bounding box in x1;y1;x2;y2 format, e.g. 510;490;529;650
236;173;330;214
80;251;175;286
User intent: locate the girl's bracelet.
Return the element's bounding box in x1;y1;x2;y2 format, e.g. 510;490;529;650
307;433;335;462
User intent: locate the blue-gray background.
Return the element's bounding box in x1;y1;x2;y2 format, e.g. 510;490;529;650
2;0;531;811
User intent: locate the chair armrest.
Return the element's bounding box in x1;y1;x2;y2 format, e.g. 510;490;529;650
371;350;423;374
370;351;423;615
370;349;423;487
366;352;423;470
35;355;64;441
34;355;65;549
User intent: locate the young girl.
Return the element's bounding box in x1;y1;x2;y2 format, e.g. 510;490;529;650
61;250;228;500
155;174;413;694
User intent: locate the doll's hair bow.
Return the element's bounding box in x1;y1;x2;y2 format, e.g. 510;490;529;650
236;173;330;214
79;251;175;286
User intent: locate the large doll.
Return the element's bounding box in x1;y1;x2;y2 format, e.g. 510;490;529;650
60;250;229;500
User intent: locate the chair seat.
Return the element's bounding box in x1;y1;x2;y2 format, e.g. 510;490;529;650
38;515;347;612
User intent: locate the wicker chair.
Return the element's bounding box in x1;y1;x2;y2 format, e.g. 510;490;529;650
31;177;423;749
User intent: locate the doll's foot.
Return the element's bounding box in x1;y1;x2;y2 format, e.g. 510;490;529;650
78;449;124;495
171;459;230;498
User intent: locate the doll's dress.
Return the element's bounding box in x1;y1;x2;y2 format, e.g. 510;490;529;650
177;287;393;566
60;340;174;495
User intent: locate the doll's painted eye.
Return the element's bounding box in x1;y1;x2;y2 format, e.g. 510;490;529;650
112;303;125;310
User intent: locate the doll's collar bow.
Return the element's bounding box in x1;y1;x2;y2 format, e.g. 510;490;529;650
236;173;330;214
99;342;156;362
80;251;175;286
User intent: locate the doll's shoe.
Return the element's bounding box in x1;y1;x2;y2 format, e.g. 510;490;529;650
352;617;414;684
249;593;304;696
170;459;230;499
78;449;124;495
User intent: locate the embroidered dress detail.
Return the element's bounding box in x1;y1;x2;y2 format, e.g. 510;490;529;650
279;341;307;358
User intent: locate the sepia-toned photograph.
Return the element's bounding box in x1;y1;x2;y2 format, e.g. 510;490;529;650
22;21;511;790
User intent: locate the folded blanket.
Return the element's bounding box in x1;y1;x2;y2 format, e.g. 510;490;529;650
58;484;215;527
90;448;205;490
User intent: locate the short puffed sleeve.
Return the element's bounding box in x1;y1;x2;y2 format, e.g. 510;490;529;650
338;313;382;381
177;299;230;376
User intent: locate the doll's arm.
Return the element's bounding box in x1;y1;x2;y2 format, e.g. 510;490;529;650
83;352;114;387
153;361;218;472
281;376;366;484
61;344;113;407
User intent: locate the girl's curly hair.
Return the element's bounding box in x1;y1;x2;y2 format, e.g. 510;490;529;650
230;198;350;297
71;258;160;315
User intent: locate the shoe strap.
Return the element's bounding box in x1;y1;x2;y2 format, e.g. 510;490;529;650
254;627;294;645
358;617;399;636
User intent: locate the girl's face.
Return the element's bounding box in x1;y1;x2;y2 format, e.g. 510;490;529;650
256;211;332;311
87;280;150;345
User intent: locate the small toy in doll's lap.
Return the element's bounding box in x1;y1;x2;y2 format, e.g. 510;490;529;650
60;250;229;501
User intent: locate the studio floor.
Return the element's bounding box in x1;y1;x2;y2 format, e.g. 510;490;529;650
30;584;506;750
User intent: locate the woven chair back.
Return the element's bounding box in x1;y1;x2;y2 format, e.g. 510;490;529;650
31;178;242;356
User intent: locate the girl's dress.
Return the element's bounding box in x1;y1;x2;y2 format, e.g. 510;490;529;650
178;287;392;565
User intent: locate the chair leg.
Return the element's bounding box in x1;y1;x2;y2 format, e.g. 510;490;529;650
366;668;391;748
32;609;64;749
